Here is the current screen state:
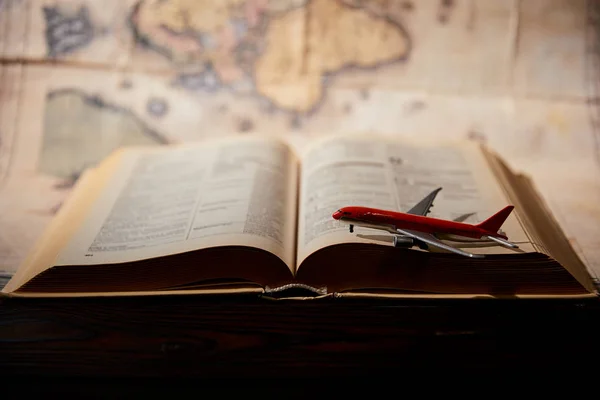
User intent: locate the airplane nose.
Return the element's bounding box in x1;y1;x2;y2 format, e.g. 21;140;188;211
332;210;342;220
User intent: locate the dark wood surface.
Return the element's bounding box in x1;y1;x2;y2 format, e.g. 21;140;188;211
2;294;599;382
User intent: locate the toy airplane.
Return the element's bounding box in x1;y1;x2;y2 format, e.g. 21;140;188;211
331;187;518;259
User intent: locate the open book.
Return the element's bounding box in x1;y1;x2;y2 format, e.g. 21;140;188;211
2;135;597;299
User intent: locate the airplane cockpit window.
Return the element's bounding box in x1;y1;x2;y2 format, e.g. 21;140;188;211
343;212;351;215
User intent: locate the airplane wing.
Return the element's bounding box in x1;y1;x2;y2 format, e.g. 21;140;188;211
406;187;442;216
453;212;476;223
396;228;485;259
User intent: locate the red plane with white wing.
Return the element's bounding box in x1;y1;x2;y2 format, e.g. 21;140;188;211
332;187;518;258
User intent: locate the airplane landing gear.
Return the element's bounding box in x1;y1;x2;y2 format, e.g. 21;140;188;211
349;224;354;233
417;241;429;250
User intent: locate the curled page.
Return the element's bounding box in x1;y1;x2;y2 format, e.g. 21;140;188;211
56;137;298;272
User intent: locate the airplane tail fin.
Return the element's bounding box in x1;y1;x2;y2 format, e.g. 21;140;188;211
476;206;514;234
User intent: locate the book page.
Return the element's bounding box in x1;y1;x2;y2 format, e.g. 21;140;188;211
54;136;298;272
296;135;535;265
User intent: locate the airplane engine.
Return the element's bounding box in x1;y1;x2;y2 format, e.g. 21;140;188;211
393;236;414;248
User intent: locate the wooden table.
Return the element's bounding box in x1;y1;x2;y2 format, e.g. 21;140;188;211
2;295;598;380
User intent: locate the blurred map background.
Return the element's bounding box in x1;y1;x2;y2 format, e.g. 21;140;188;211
1;0;599;288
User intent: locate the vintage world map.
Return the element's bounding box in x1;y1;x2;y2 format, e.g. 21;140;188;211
132;0;410;113
0;0;599;288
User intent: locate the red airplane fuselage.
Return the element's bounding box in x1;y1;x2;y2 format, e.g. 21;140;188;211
332;206;509;240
